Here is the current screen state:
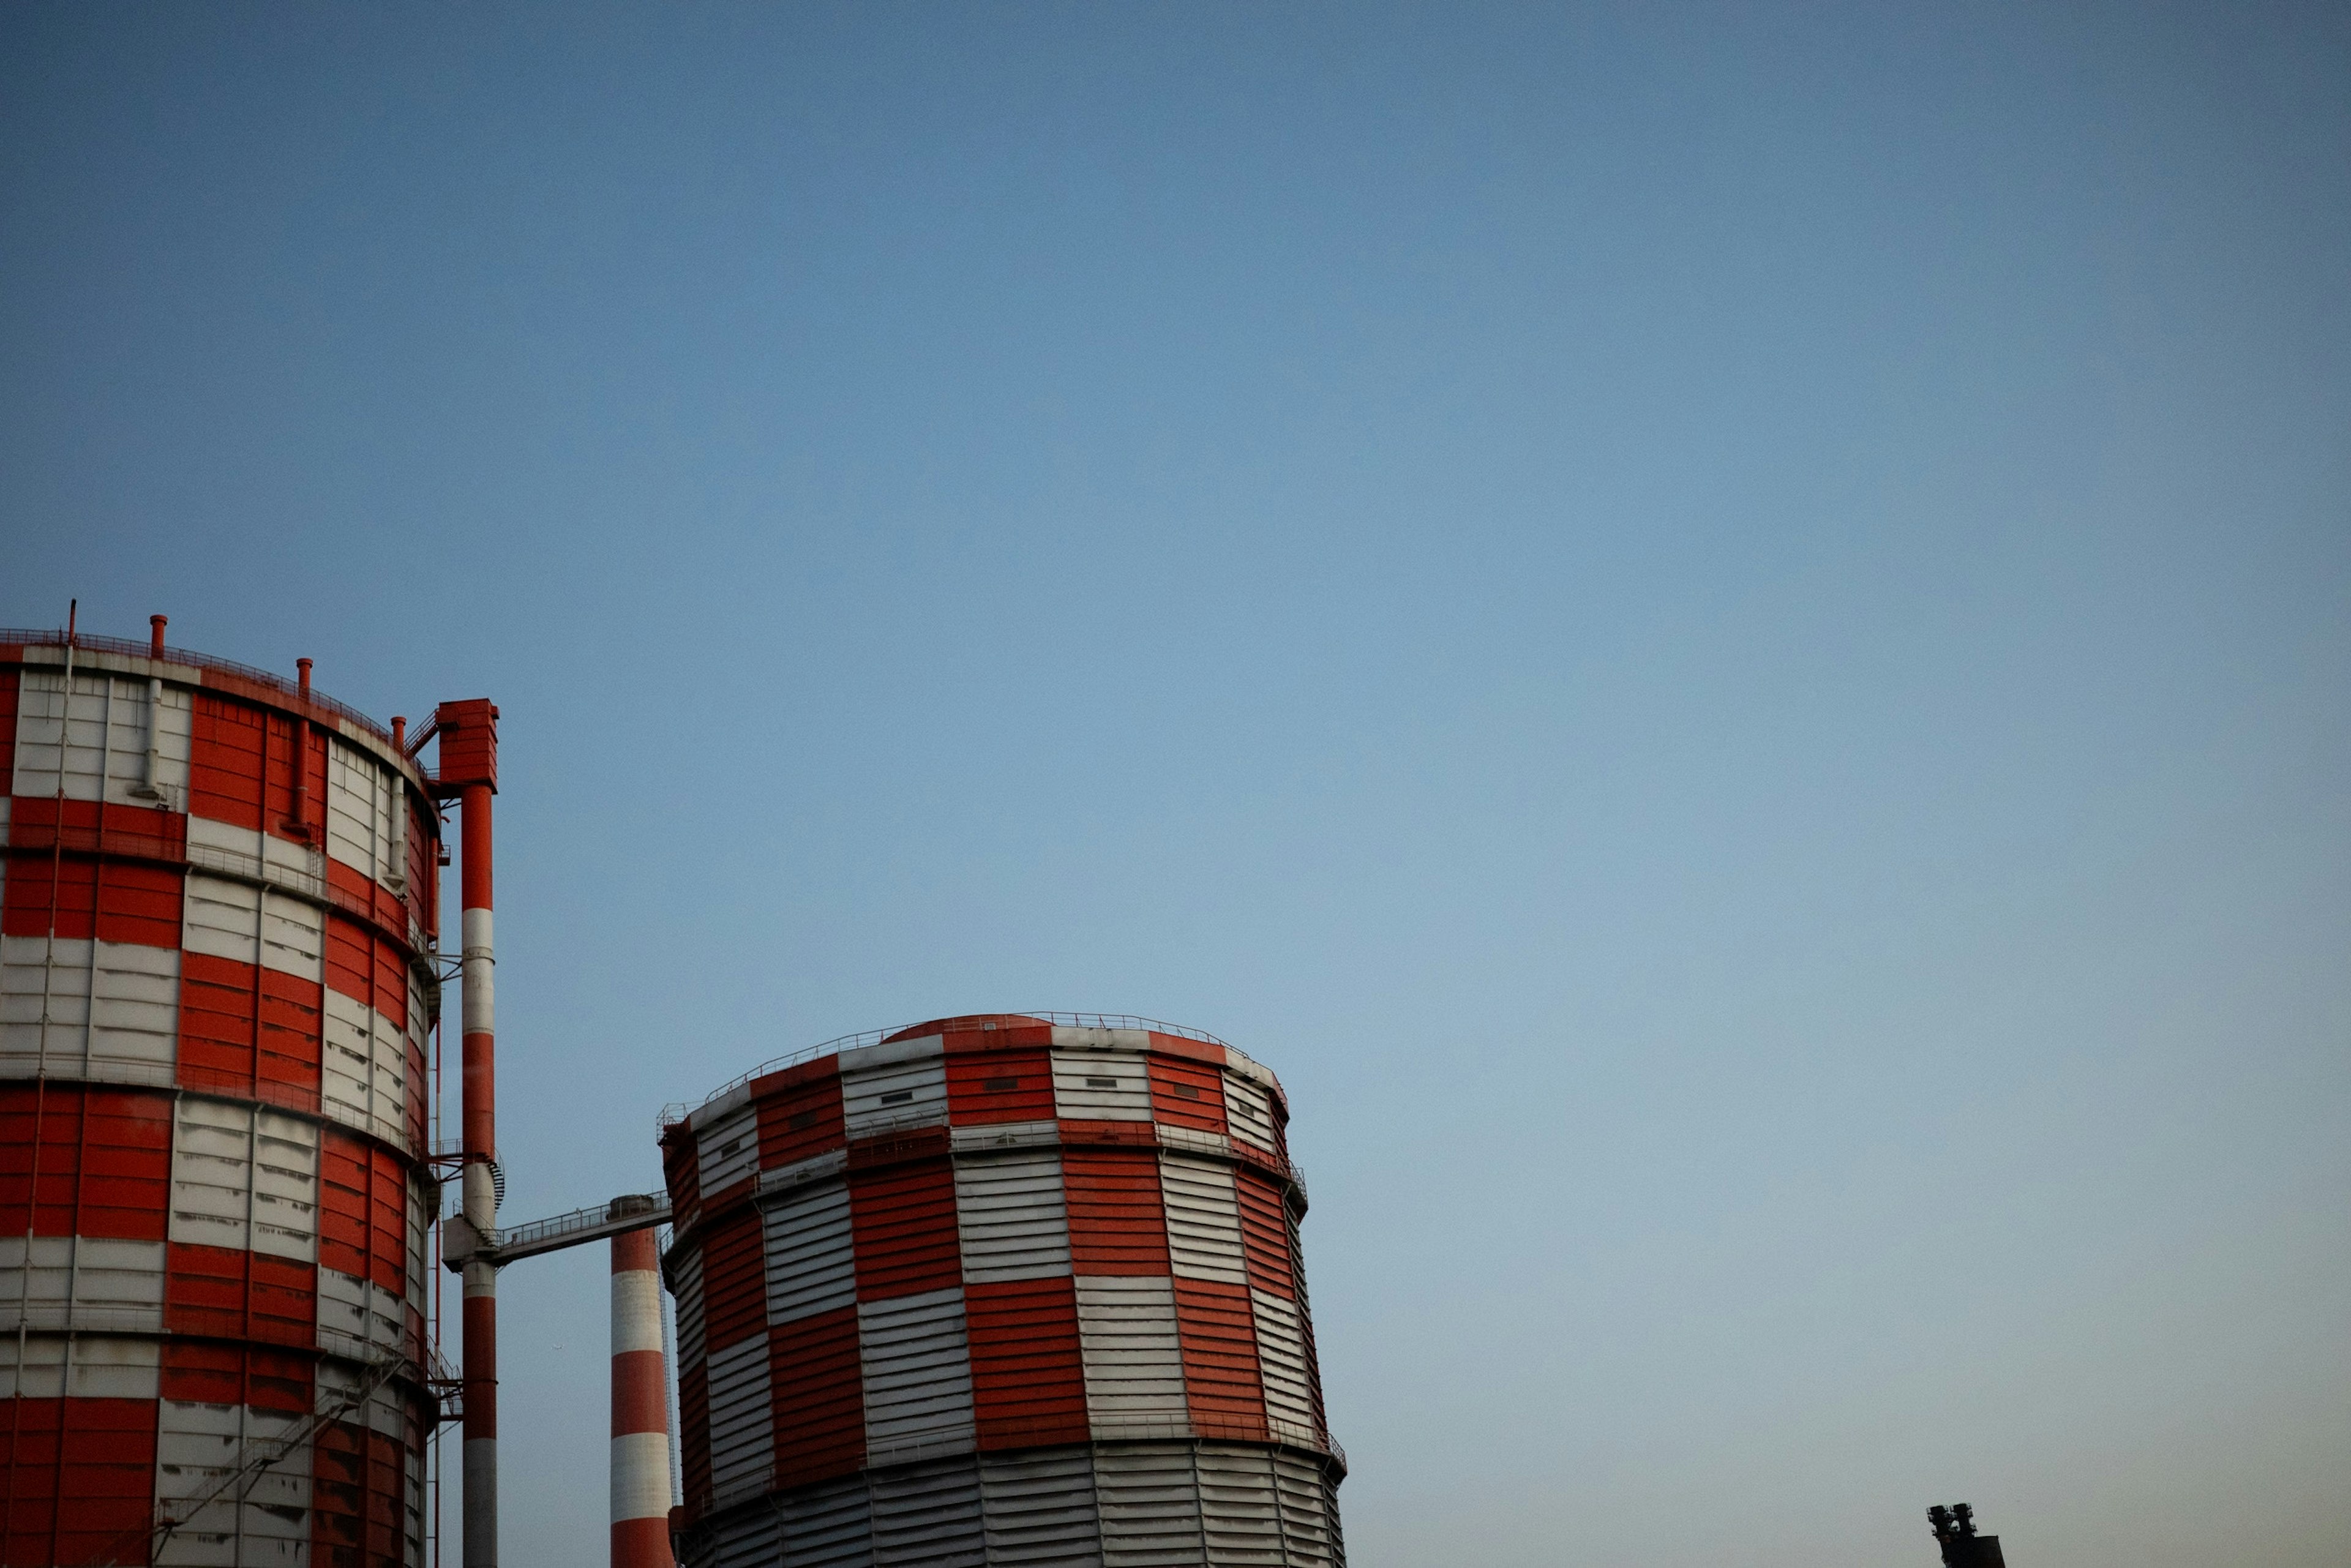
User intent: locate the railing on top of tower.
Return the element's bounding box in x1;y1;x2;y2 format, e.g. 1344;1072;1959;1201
659;1012;1263;1129
0;625;399;751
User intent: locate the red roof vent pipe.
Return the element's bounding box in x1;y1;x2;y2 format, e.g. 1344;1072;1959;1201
297;657;313;696
149;615;167;656
392;716;406;750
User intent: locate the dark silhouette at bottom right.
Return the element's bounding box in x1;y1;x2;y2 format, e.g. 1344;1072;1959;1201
1929;1504;2007;1567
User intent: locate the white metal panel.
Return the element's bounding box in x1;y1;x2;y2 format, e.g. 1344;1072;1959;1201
871;1455;986;1568
858;1285;975;1462
1223;1078;1277;1152
1049;1026;1153;1053
152;1398;312;1566
841;1052;948;1138
170;1097;320;1262
0;1332;160;1398
1160;1155;1247;1285
0;1234;166;1333
1196;1446;1284;1567
696;1100;762;1199
779;1474;874;1568
1093;1443;1204;1568
951;1119;1060;1153
183;871;261;967
325;735;394;884
1250;1290;1316;1446
407;1180;429;1316
954;1151;1070;1283
1050;1049;1152;1122
761;1179;855;1326
186;814;323;890
756;1146;847;1201
706;1332;774;1506
1271;1452;1340;1567
314;1357;408;1436
980;1447;1104;1567
0;936;178;1081
12;669;191;806
671;1248;707;1373
317;1266;407;1362
1074;1277;1187;1431
323;992;410;1149
260;891;323;982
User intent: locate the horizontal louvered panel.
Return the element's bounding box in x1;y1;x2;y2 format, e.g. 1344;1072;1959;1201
780;1473;874;1568
1250;1289;1316;1443
707;1332;775;1505
1061;1150;1168;1276
0;935;178;1079
1148;1054;1226;1136
955;1151;1070;1282
671;1248;707;1372
859;1286;975;1462
763;1179;855;1325
697;1100;762;1202
842;1052;948;1138
965;1278;1087;1451
700;1208;767;1354
1273;1451;1341;1567
690;1500;779;1568
851;1161;959;1300
1197;1446;1284;1566
1160;1154;1246;1285
1094;1442;1204;1568
1177;1279;1265;1442
1051;1049;1151;1122
164;1240;316;1346
981;1446;1103;1566
870;1455;986;1567
771;1307;864;1487
1234;1172;1295;1300
1223;1077;1277;1153
1076;1276;1186;1430
169;1095;318;1261
756;1070;844;1169
946;1047;1057;1126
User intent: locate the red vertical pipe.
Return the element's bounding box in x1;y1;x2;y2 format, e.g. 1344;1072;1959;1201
460;782;499;1567
610;1228;675;1568
149;615;167;656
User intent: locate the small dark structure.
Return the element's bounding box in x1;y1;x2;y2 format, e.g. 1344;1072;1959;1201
1929;1504;2008;1567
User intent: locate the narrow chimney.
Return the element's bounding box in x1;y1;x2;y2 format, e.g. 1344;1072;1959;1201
149;615;167;657
297;658;313;696
392;716;407;750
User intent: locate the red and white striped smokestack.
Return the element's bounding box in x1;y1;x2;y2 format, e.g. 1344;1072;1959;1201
611;1228;675;1568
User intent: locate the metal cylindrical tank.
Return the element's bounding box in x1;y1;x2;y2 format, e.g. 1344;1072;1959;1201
0;625;442;1567
659;1013;1346;1568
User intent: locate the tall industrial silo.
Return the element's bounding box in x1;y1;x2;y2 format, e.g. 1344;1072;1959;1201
0;621;455;1567
661;1013;1346;1567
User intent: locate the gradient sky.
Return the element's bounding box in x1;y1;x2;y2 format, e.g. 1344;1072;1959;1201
4;5;2347;1566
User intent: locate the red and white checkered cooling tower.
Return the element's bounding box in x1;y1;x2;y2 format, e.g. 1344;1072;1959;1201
0;625;444;1567
661;1013;1346;1568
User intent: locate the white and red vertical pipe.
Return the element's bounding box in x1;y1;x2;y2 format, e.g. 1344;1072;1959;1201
610;1228;675;1568
460;778;498;1567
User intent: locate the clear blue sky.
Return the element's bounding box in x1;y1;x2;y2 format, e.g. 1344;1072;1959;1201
5;5;2347;1565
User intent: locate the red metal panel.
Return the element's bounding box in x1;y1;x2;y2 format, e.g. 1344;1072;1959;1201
768;1306;864;1488
179;950;260;1091
752;1067;844;1169
661;1126;701;1228
160;1338;315;1414
259;966;323;1100
964;1277;1087;1451
1174;1278;1267;1441
1145;1030;1228;1068
944;1047;1056;1127
0;664;16;788
1234;1171;1295;1300
313;1416;408;1567
1147;1054;1227;1135
0;1082;172;1240
0;847;182;945
191;689;268;831
403;794;437;945
5;797;186;863
700;1208;767;1354
939;1020;1056;1054
433;699;499;790
0;1397;159;1566
164;1240;318;1346
1061;1149;1169;1276
677;1360;711;1519
847;1161;959;1302
324;910;372;1007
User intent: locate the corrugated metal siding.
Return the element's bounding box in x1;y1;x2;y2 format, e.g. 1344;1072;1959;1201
1176;1280;1266;1442
177;951;322;1102
323;735;396;887
778;1472;872;1568
677;1359;711;1513
163;1240;315;1346
0;1082;173;1240
671;1248;707;1372
1093;1442;1204;1567
954;1151;1070;1282
316;1264;407;1362
1233;1173;1294;1300
1060;1151;1168;1276
0;934;181;1079
695;1500;781;1568
945;1047;1056;1127
850;1162;959;1301
770;1306;864;1488
700;1208;768;1355
964;1278;1087;1451
1075;1277;1186;1434
1194;1446;1287;1567
10;668;192;806
169;1096;319;1261
320;986;408;1147
0;1388;160;1564
1050;1049;1151;1122
981;1446;1103;1567
1159;1154;1246;1285
0;1233;165;1331
1222;1078;1277;1153
1249;1291;1316;1447
707;1331;776;1505
842;1052;948;1139
160;1339;314;1417
756;1071;844;1169
870;1455;986;1567
858;1286;975;1463
152;1397;312;1565
697;1100;763;1204
763;1179;856;1325
0;1330;161;1397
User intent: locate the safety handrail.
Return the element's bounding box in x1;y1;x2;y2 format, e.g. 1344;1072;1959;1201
2;626;399;748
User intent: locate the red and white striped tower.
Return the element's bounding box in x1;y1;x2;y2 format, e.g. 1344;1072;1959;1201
611;1226;676;1568
436;700;503;1568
